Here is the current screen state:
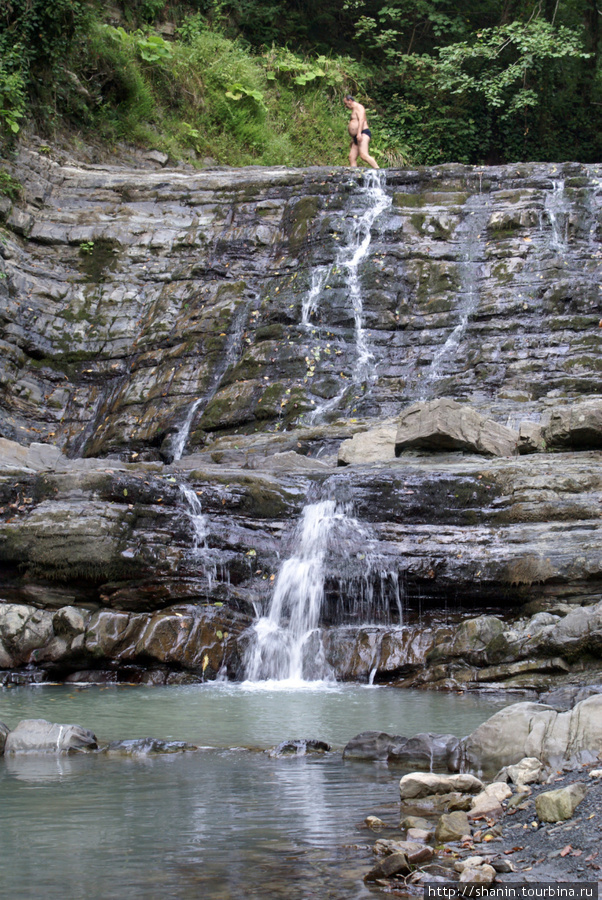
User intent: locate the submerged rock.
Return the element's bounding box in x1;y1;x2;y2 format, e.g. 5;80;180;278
343;731;459;769
103;738;197;756
267;739;331;757
364;851;411;882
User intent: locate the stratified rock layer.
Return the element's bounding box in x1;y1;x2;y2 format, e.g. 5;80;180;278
1;153;602;685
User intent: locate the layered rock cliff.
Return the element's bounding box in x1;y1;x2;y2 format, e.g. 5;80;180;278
1;147;601;686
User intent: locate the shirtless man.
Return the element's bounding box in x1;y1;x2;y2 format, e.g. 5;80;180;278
344;94;379;169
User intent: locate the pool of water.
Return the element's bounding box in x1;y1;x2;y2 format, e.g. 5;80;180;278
0;684;510;900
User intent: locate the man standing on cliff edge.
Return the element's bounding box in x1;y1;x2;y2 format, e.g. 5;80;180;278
344;95;379;169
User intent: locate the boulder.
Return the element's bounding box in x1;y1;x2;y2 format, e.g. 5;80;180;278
459;864;496;884
497;757;543;788
4;719;97;753
0;437;65;471
543;400;602;449
344;731;458;769
0;721;10;754
394;399;518;457
449;615;506;663
517;421;546;454
399;772;483;800
364;852;410;882
469;782;512;819
343;731;397;760
535;782;587;822
337;424;396;465
459;695;602;772
435;810;471;842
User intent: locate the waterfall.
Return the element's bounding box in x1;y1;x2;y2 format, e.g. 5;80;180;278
244;498;404;683
179;482;219;592
345;170;392;387
543;178;569;251
179;484;208;551
307;171;391;422
244;501;338;683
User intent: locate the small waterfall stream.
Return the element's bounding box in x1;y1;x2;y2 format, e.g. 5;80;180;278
543;177;569;251
244;498;404;683
244;500;338;683
308;171;391;422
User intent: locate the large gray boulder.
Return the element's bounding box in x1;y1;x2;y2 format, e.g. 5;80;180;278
543;400;602;449
0;437;65;471
343;731;459;769
399;772;483;800
459;694;602;773
395;399;518;457
4;719;98;754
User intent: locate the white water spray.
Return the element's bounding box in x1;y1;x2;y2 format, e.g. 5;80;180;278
244;501;340;682
244;498;404;683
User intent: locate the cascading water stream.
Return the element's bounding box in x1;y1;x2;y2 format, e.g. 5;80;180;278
178;483;218;592
244;500;338;683
244;499;404;684
345;170;392;386
179;484;208;551
307;171;391;422
543;178;569;251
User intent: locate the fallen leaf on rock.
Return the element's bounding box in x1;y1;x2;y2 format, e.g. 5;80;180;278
572;850;582;857
585;853;598;861
504;847;523;855
560;845;572;857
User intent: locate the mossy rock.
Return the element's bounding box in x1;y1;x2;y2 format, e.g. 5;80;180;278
282;196;319;252
393;192;424;209
78;239;121;283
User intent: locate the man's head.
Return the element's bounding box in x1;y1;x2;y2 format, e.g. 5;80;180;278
344;94;354;108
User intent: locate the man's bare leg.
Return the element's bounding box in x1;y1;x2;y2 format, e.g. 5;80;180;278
358;135;379;169
349;140;359;166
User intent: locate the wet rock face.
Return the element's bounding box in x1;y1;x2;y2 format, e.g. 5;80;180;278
1;152;602;686
1;153;601;459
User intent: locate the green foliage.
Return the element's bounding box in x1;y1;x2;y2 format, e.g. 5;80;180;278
0;0;87;136
1;0;599;165
0;170;23;200
437;19;590;118
103;25;173;63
